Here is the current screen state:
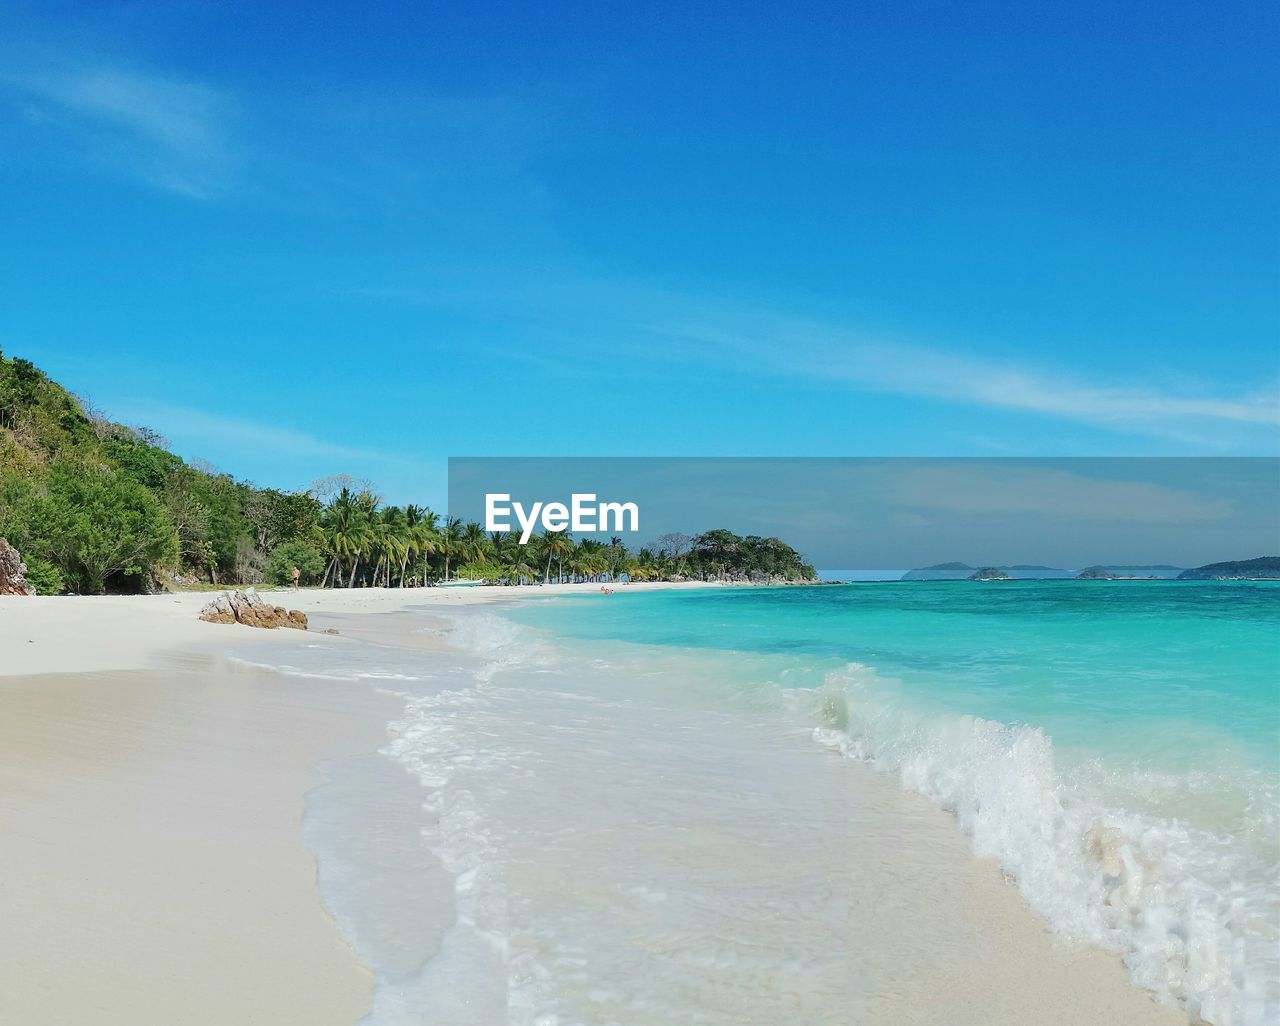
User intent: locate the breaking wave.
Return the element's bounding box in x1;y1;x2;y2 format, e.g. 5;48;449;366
808;662;1277;1026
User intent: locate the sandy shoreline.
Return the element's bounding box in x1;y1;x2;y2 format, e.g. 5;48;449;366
0;582;718;1024
0;661;391;1024
0;581;715;678
0;583;1188;1024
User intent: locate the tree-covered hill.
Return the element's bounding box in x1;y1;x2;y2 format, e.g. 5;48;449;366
0;350;815;593
1177;556;1280;580
1;349;322;594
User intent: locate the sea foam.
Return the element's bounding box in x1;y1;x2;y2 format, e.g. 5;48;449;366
810;662;1277;1026
287;597;1275;1025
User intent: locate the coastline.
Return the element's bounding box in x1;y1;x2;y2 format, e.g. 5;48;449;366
358;597;1191;1024
0;582;718;1024
0;583;1207;1023
0;581;720;678
0;661;386;1024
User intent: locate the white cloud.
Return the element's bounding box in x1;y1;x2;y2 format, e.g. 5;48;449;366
3;57;237;197
821;340;1276;427
115;402;394;466
658;313;1279;437
355;266;1278;444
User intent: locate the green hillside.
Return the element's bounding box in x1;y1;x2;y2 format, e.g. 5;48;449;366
0;348;319;594
0;350;814;593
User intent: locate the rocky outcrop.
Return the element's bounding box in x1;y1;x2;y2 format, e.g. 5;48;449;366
199;587;308;630
0;538;35;596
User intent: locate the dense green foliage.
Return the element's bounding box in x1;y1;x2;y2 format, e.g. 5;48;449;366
667;529;816;582
0;350;815;592
264;540;327;586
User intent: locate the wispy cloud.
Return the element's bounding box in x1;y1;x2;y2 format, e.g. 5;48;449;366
658;314;1279;435
362;264;1278;445
814;339;1276;428
115;402;395;466
2;54;238;197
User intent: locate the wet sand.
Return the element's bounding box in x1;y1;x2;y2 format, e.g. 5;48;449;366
0;586;1192;1024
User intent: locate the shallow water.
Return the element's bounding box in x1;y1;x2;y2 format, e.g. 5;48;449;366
239;582;1276;1025
507;581;1280;1024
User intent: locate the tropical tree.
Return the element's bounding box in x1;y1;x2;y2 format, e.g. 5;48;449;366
541;530;574;583
400;504;436;587
459;521;488;565
371;505;408;588
316;488;372;588
500;547;538;585
438;516;462;582
346;490;379;587
569;540;608;582
691;529;740;580
606;536;628;580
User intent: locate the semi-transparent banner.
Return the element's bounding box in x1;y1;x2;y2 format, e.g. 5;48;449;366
447;457;1278;574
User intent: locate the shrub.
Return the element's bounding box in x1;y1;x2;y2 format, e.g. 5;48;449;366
264;540;326;586
2;460;177;594
23;556;64;595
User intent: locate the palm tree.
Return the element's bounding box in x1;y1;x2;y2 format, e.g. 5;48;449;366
607;536;627;581
439;516;462;582
460;521;488;565
569;542;608;582
372;506;407;588
633;547;667;582
345;490;379;587
543;531;574;583
488;530;516;573
498;547;537;586
415;508;440;584
317;488;372;588
399;504;435;587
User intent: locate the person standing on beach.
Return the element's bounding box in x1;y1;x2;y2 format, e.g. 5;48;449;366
291;565;300;590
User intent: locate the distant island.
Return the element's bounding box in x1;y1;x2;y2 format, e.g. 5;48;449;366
903;562;1073;581
902;560;1278;582
1077;567;1121;580
900;562;974;581
1076;565;1186;580
1176;556;1280;581
969;567;1011;581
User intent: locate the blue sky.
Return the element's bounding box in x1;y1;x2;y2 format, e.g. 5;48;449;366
1;1;1276;507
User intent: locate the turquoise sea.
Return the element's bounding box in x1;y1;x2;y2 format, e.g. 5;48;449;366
505;580;1280;1024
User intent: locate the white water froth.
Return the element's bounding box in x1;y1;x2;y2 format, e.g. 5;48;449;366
809;662;1277;1026
366;614;894;1025
365;613;551;1024
284;608;1273;1025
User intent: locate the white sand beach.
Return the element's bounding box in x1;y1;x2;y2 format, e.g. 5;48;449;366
0;581;713;678
0;584;1189;1025
0;582;719;1025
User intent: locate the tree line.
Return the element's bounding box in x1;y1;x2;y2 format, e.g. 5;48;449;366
0;351;815;594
